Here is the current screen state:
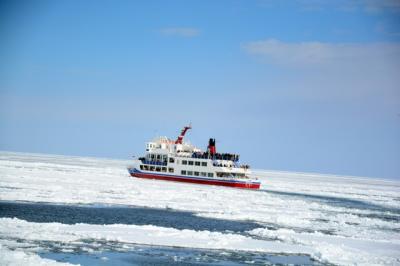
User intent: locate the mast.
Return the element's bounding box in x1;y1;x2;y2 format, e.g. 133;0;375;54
175;124;192;144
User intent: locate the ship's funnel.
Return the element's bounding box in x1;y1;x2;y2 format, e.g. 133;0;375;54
208;138;216;155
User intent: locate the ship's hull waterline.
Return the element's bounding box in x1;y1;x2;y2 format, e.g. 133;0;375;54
129;168;261;189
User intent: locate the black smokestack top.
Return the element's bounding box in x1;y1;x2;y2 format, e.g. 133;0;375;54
209;138;216;146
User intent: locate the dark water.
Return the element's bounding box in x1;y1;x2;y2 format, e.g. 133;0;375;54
41;247;321;266
260;189;398;213
259;189;400;222
0;201;326;265
0;201;260;233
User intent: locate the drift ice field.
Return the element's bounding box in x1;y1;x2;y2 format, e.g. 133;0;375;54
0;151;399;265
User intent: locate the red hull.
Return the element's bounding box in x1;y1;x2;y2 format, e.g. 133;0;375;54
130;171;260;189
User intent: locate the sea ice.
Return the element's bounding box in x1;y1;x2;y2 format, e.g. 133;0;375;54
0;151;399;265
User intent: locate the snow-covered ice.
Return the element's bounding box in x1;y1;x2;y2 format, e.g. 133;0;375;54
0;244;74;266
0;151;399;265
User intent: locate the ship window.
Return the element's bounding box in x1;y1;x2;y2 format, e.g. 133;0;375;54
151;154;155;160
140;165;144;170
201;172;207;177
182;160;187;165
195;161;200;166
168;168;174;173
188;161;194;165
162;167;167;172
181;170;186;175
156;154;161;160
169;157;175;163
201;162;207;167
187;171;193;176
156;167;161;172
150;166;155;171
194;171;199;176
143;165;149;170
208;173;214;177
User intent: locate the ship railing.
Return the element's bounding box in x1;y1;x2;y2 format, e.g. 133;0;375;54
190;152;211;159
240;164;250;169
189;152;240;162
142;160;167;166
212;161;250;169
233;162;241;168
216;173;249;180
175;152;240;163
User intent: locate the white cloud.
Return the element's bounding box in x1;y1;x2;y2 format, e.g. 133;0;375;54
242;39;400;106
361;0;400;13
159;27;200;37
300;0;400;13
259;0;400;13
243;39;400;67
375;21;400;37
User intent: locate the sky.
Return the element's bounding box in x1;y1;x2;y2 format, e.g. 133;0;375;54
1;0;399;179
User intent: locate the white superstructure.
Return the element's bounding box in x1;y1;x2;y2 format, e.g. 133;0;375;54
128;125;260;189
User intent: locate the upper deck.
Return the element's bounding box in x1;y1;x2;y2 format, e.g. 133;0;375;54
138;126;250;177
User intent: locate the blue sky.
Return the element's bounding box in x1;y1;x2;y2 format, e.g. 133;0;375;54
1;0;399;179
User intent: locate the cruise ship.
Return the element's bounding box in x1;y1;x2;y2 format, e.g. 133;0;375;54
127;125;260;189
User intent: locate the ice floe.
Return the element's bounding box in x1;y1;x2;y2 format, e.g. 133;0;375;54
0;151;399;265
